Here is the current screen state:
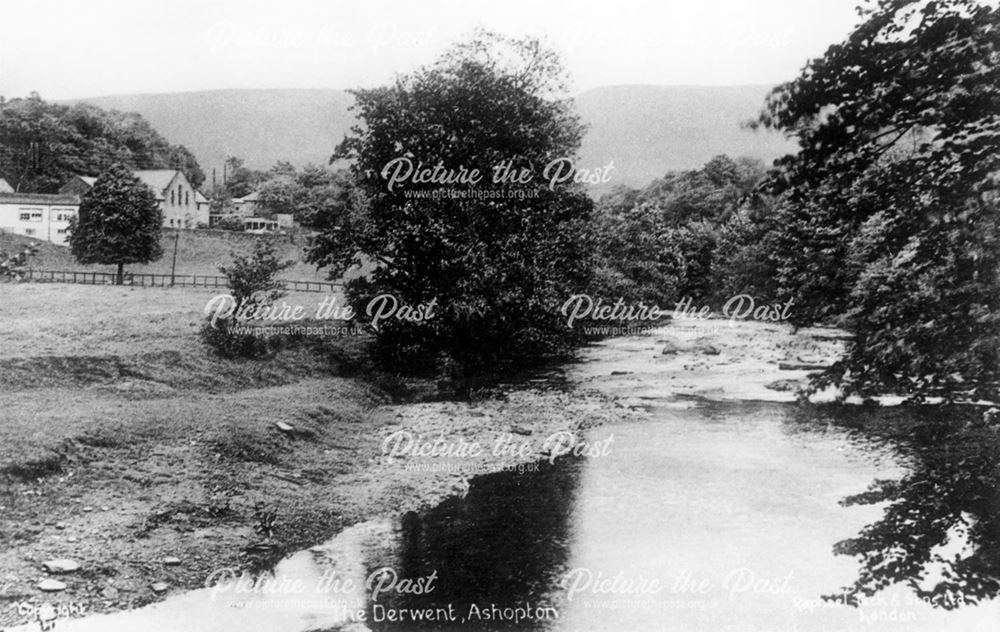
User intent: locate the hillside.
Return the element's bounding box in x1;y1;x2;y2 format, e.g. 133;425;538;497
71;89;356;181
574;85;796;190
71;85;795;191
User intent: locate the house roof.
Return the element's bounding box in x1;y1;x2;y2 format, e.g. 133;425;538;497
0;192;80;205
133;170;180;197
0;178;13;194
57;175;97;195
236;191;260;202
61;171;185;199
194;190;209;204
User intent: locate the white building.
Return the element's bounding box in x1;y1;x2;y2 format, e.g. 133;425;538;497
135;170;207;228
195;190;212;220
61;170;209;229
0;193;80;246
1;170;214;246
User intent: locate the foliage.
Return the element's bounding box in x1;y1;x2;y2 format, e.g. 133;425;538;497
589;202;684;306
669;221;719;300
219;238;295;310
211;157;342;218
200;238;295;359
165;145;204;189
307;31;595;375
825;406;1000;608
199;318;272;360
0;93;204;192
0;243;38;281
213;215;245;231
710;206;781;303
222;156;263;199
67;163;163;284
640;155;767;228
257;164;356;228
754;0;1000;401
591;155;768;306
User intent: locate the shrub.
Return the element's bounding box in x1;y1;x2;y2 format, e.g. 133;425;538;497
200;238;295;359
214;216;244;231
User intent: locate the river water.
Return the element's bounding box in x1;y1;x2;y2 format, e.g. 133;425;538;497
21;329;999;632
363;401;998;632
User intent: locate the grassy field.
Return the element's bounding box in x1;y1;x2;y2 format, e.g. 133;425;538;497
1;229;331;281
0;284;344;359
0;283;384;623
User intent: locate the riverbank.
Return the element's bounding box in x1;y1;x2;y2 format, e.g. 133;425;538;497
0;285;645;629
1;284;859;629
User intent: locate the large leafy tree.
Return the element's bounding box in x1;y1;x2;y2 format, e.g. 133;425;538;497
755;0;1000;402
308;31;595;374
68;164;164;284
0;94;204;192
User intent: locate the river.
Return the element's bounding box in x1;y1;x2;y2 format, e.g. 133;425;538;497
18;324;999;632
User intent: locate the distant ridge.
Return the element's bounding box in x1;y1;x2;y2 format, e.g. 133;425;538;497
69;85;795;191
574;84;795;189
68;89;356;179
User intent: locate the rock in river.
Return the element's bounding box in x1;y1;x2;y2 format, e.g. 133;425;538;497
42;559;81;574
38;579;67;592
660;340;683;355
765;379;803;392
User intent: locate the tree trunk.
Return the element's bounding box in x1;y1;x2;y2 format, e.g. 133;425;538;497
116;262;124;286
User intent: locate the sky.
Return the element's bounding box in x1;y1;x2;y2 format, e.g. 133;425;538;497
0;0;863;99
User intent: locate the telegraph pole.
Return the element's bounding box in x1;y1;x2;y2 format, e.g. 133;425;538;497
169;231;180;287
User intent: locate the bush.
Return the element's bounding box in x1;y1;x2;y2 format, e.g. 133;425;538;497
199;316;276;359
0;244;38;281
214;216;244;231
200;238;294;359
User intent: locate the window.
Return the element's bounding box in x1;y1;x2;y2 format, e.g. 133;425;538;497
56;228;67;235
171;190;175;205
177;185;182;205
169;219;174;226
19;209;43;222
19;213;30;221
185;191;190;206
24;229;36;236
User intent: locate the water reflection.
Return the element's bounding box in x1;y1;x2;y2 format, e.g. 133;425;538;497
806;405;1000;609
367;459;582;631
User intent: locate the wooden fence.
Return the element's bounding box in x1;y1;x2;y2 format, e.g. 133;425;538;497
23;269;341;293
